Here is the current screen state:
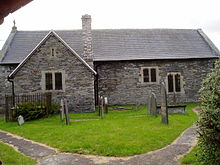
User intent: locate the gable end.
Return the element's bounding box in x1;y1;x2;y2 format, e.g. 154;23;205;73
8;30;97;79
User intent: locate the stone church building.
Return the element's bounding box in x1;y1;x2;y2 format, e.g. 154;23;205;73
0;15;219;112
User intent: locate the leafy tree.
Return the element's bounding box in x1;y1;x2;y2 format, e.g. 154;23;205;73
198;60;220;164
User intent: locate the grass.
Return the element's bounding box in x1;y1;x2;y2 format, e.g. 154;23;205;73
0;103;198;156
181;145;200;165
0;141;36;165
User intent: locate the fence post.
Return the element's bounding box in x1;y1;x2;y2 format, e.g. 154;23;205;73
45;93;52;117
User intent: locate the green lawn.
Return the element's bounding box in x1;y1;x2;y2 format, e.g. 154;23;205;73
181;145;200;165
0;142;36;165
0;103;198;156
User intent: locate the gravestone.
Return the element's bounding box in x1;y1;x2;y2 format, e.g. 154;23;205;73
98;95;101;116
161;82;169;124
100;96;104;119
64;99;70;125
147;91;152;115
150;92;157;117
17;115;24;126
148;92;157;117
60;99;64;120
104;97;108;113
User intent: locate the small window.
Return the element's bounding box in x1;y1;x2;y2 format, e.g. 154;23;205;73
143;68;149;82
142;67;158;83
44;72;64;91
168;74;174;92
167;73;182;93
55;72;62;90
151;68;156;82
45;73;53;90
175;74;181;92
50;47;56;57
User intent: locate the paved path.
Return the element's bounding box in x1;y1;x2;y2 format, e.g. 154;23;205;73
0;131;56;158
0;124;198;165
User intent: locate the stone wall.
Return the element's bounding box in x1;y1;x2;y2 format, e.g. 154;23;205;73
0;65;17;112
11;34;95;112
95;59;216;105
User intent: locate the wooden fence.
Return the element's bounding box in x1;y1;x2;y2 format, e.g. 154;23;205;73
5;92;52;122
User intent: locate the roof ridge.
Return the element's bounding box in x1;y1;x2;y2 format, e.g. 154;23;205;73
15;28;198;32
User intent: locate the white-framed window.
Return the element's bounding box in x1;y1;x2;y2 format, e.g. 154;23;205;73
141;67;159;84
42;71;65;91
167;72;183;93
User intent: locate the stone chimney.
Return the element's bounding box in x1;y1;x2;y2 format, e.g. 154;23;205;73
81;14;93;66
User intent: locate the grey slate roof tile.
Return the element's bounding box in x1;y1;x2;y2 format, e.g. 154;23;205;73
1;29;219;64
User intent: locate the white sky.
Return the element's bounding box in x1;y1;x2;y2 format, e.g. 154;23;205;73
0;0;220;49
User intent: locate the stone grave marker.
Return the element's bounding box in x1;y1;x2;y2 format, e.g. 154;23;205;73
147;91;152;115
150;92;158;117
64;99;70;125
101;96;104;119
98;95;101;116
18;115;24;126
60;99;64;120
161;82;169;124
146;90;152;115
148;91;157;117
104;97;108;113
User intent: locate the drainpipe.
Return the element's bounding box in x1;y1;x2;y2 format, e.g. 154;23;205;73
94;63;102;106
7;76;15;107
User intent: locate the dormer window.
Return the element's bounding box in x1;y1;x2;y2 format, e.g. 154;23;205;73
50;47;56;57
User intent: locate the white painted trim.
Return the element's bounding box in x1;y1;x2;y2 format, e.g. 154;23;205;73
9;30;97;78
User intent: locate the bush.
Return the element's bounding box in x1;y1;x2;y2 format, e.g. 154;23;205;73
13;102;46;121
50;103;60;114
198;60;220;165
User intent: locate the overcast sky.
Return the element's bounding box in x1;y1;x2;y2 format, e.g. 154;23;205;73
0;0;220;49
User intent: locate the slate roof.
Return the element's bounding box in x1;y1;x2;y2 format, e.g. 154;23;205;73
1;29;219;64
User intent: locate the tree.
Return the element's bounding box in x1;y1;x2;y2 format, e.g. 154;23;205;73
198;59;220;165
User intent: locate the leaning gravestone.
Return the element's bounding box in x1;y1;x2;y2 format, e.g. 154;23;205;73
147;91;152;115
161;82;169;124
100;96;104;119
18;115;24;126
64;99;70;125
60;99;64;120
148;91;157;116
104;97;108;113
150;92;157;117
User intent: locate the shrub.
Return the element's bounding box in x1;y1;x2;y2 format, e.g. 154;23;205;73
50;103;60;114
198;60;220;165
13;102;46;121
